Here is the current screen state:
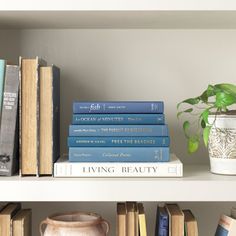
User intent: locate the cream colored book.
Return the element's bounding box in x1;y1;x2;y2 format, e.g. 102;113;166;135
117;203;126;236
138;203;147;236
39;65;60;175
183;209;198;236
0;203;21;236
126;202;136;236
165;204;184;236
12;209;32;236
20;57;46;176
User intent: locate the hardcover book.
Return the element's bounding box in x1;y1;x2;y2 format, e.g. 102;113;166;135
183;209;198;236
69;125;169;137
73;101;164;114
12;209;32;236
117;203;126;236
39;65;60;175
0;65;20;176
54;154;182;177
215;215;236;236
155;206;169;236
20;57;46;176
68;136;170;147
126;202;137;236
72;113;165;125
0;202;21;236
0;59;6;114
138;203;147;236
69;147;169;162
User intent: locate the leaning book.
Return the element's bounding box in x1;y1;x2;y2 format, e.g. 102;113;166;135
54;154;183;177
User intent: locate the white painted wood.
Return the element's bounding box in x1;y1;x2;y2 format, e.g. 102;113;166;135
0;165;235;201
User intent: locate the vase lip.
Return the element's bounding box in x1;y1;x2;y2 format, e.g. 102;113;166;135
209;110;236;118
45;211;103;228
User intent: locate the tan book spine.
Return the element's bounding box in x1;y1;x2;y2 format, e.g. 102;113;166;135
126;202;136;236
117;203;126;236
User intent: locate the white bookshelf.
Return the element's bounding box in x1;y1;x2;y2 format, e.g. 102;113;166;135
0;3;236;235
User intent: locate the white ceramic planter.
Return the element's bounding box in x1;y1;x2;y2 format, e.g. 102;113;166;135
208;114;236;175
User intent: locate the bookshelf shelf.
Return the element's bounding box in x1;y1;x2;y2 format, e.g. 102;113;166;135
0;165;235;202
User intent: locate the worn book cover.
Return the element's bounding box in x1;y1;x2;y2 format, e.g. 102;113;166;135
0;65;20;176
39;65;60;175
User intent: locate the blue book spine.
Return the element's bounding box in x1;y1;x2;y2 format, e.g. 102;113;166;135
68;136;170;147
72;114;165;125
69;147;170;162
158;214;169;236
73;101;164;114
0;60;6;113
69;125;169;137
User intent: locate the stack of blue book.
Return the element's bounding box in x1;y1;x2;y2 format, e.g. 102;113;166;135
68;101;170;165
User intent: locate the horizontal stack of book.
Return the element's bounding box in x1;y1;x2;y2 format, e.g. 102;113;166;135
215;207;236;235
0;202;31;235
54;101;183;177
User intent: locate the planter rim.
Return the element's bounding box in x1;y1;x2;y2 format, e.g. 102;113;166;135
208;114;236;119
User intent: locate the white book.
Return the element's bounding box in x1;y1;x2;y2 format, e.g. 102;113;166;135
54;153;183;178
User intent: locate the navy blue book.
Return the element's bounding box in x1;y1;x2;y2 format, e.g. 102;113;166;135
68;136;170;147
72;113;165;125
155;206;169;236
69;125;169;137
73;101;164;114
69;147;169;162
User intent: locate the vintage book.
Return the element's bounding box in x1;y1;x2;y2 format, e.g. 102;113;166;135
68;136;170;147
138;203;147;236
39;65;60;175
12;209;32;236
117;203;126;236
69;147;170;162
155;206;169;236
20;57;46;176
165;204;184;236
72;113;165;125
0;65;20;176
215;215;236;236
0;59;6;114
54;154;182;177
69;125;169;137
73;101;164;114
183;210;198;236
0;202;21;236
126;202;137;236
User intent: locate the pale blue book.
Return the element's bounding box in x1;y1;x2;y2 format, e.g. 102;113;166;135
69;147;170;162
69;125;169;137
0;60;6;114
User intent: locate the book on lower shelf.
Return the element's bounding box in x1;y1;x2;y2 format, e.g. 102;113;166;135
54;153;183;177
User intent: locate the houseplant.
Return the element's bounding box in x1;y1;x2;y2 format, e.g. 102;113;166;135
177;83;236;175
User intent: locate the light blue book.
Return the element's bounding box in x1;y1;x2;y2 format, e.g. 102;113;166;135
69;125;169;137
0;60;6;114
68;136;170;147
72;114;165;125
69;147;170;162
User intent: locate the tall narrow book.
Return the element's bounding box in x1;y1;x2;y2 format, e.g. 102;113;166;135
0;65;20;176
39;65;60;175
183;210;198;236
20;57;46;176
138;203;147;236
126;202;137;236
215;215;236;236
165;204;184;236
12;209;32;236
155;206;169;236
0;59;6;114
0;202;21;236
117;203;126;236
54;154;182;178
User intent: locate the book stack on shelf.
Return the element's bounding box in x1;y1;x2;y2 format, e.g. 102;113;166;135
0;202;32;235
54;101;183;177
0;57;60;177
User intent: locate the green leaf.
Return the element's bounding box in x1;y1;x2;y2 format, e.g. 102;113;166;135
201;109;209;124
177;108;193;119
177;98;200;109
215;92;236;108
215;84;236;97
201;119;206;128
188;137;199;153
199;85;216;103
203;126;211;147
183;121;190;138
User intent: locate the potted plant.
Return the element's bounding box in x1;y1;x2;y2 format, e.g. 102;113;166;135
177;83;236;175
